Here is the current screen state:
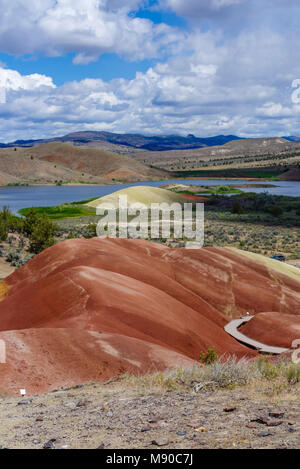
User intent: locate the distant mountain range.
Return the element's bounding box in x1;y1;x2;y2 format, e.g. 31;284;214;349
0;131;244;152
282;136;300;142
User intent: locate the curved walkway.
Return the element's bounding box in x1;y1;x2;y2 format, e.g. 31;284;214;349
224;315;289;354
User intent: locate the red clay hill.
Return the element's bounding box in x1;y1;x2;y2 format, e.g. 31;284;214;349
0;238;299;395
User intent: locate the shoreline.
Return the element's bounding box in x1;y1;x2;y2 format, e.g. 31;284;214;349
0;177;277;188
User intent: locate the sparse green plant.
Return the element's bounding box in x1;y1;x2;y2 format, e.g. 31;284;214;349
199;347;219;364
28;215;56;254
6;250;21;266
285;365;300;385
256;358;280;379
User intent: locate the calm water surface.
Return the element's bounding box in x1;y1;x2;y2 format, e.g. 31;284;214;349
0;179;299;214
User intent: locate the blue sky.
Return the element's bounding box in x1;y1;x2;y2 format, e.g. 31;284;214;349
0;0;299;141
0;2;186;84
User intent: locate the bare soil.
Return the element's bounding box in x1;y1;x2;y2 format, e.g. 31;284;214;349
0;380;298;449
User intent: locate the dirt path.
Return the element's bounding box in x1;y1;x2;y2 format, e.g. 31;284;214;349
0;382;299;449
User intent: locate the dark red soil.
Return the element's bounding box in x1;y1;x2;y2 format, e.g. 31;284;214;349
1;238;299;395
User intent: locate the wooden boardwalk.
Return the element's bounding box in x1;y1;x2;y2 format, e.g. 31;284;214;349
224;315;289;355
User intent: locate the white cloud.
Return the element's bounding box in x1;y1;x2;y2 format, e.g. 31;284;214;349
0;68;56;92
0;44;300;142
256;103;293;118
0;0;181;64
0;1;300;139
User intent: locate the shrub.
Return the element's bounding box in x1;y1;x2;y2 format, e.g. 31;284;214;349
231;202;244;214
29;215;56;254
267;205;283;217
6;250;21;265
199;347;219;364
285;365;300;385
201;358;251;388
0;206;12;241
217;186;231;193
82;223;97;239
0;220;7;242
256;358;280;379
22;209;41;237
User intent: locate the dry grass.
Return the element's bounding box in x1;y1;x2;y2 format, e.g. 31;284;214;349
113;356;300;401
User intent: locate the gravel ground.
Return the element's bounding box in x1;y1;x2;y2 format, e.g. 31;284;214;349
0;381;299;450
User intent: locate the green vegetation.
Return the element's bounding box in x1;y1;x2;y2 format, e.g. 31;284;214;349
216;185;239;194
19;202;96;220
71;197;98;205
174;167;283;179
174;185;243;196
6;182;29;186
0;205;58;260
204;219;300;258
7;189;300;263
231;202;244;214
206;192;300;227
22;208;57;253
0;206;10;241
256;358;281;379
0;206;24;241
44;190;300;260
286;364;300;384
199;347;219;364
126;357;300;396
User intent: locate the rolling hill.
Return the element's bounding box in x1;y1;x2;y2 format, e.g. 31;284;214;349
131;137;300;174
85;186;189;209
0;143;170;185
0;237;300;395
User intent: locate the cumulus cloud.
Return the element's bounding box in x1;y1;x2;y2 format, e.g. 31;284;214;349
0;0;180;64
0;68;55;91
0;0;300;140
0;40;300;143
256;102;293;119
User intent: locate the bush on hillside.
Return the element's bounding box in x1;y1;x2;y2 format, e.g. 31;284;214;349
28;214;56;254
199;347;219;364
231;202;244;214
0;221;7;242
0;206;13;241
266;205;283;217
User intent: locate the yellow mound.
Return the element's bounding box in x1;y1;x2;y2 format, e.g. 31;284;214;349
226;247;300;283
85;186;189;209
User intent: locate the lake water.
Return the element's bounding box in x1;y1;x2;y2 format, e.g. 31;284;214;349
0;179;300;214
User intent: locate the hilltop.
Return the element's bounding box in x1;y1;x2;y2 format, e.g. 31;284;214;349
131;137;300;176
0;143;169;186
0;131;242;152
85;185;189;209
